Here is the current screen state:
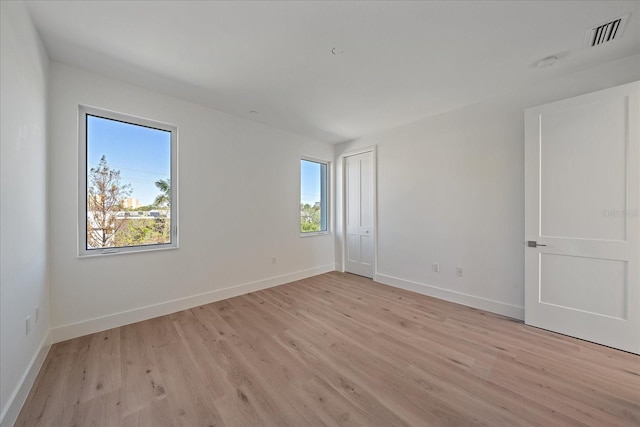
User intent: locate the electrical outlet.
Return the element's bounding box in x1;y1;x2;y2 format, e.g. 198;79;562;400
26;316;31;336
36;306;40;324
456;267;464;277
432;263;440;273
272;256;276;264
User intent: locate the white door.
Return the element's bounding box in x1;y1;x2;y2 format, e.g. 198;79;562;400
525;82;639;354
345;151;375;278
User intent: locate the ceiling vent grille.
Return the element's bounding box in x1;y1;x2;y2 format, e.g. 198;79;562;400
585;13;629;48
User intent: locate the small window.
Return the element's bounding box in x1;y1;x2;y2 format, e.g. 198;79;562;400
300;158;329;234
78;106;177;256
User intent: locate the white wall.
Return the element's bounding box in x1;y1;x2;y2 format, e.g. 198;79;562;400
336;54;640;319
48;62;335;341
0;2;51;425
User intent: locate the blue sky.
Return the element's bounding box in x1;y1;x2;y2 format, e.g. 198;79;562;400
301;160;322;205
87;115;171;206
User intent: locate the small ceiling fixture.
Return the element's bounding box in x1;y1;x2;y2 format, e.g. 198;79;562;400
331;47;344;55
249;110;258;115
536;56;558;68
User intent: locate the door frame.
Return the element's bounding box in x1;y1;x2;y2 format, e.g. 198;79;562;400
340;146;378;278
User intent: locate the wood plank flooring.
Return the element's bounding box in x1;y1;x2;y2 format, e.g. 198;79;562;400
15;272;640;426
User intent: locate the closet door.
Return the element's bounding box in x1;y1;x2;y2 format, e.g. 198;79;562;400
345;151;375;278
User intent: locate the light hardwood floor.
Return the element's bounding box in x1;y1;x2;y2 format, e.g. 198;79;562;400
16;272;640;426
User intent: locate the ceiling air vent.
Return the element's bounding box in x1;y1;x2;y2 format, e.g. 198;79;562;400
585;13;629;48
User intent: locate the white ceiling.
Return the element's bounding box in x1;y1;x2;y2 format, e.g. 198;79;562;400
26;1;640;143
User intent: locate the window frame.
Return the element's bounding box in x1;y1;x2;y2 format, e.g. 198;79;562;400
78;105;178;257
300;156;330;236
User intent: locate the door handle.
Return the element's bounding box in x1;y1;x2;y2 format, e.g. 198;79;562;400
527;241;547;247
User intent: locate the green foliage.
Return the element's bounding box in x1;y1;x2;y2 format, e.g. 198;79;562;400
300;203;322;232
131;205;155;211
114;218;170;247
154;178;171;207
301;221;320;232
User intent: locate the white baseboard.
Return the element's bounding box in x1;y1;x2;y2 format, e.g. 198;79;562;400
0;330;52;427
51;264;336;343
374;273;524;320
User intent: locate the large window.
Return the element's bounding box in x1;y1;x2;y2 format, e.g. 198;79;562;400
78;106;177;256
300;158;328;234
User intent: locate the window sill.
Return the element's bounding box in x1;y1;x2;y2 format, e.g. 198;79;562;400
300;232;332;238
78;245;178;258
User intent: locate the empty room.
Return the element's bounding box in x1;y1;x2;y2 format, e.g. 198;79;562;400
1;1;639;426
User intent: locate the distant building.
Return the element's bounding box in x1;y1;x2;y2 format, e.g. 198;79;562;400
123;197;140;209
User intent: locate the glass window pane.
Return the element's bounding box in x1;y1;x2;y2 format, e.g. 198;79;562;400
301;159;327;233
86;115;172;250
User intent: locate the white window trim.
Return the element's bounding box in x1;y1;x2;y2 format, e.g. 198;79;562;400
300;156;331;237
78;105;178;257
